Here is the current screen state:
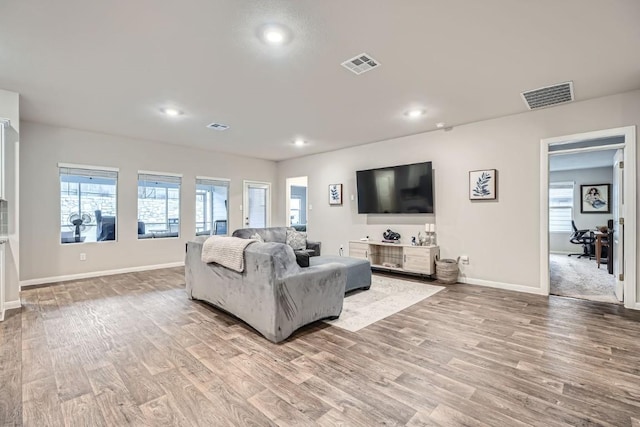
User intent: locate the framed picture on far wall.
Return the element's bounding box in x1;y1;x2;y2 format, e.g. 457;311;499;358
329;184;343;205
469;169;497;200
581;183;610;213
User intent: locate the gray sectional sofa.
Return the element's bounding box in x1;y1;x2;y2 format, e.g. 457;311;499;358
185;236;346;343
232;227;321;256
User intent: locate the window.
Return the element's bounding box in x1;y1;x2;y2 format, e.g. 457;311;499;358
138;173;181;239
549;181;574;232
59;165;118;244
195;177;229;236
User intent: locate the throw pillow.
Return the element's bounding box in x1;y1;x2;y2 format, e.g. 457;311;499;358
250;233;264;243
293;250;310;267
286;228;307;250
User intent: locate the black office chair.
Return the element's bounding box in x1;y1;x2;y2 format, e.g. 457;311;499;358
568;220;595;259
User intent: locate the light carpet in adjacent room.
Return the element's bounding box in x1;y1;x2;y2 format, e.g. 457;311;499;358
325;275;444;332
549;253;619;304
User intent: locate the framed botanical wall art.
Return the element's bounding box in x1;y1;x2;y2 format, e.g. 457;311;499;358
580;183;610;213
469;169;497;200
329;184;343;205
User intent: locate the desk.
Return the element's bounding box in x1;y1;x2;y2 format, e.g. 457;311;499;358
593;231;610;269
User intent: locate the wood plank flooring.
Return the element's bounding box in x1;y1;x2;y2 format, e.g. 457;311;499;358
2;267;640;426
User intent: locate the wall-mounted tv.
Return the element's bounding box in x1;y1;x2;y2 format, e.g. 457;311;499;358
356;161;433;214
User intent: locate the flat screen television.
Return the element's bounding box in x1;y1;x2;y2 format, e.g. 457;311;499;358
356;161;433;214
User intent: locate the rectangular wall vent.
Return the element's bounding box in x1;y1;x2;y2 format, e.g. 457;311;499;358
521;81;574;110
206;123;229;131
341;53;380;75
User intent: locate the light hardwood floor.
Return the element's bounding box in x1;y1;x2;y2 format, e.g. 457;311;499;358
2;267;640;426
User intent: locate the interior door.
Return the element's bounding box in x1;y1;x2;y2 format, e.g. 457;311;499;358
612;149;624;302
243;181;270;228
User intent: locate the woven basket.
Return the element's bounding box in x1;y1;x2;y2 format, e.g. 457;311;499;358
435;257;459;284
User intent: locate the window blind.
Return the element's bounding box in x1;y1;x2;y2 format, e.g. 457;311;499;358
59;167;117;185
196;178;229;188
549;182;574;233
138;173;181;188
248;187;267;228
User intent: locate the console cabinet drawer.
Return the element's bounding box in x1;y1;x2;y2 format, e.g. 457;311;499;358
349;242;369;260
403;246;435;274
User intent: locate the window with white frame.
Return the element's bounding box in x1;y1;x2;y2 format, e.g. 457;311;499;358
59;165;118;244
549;181;574;232
138;173;181;239
195;178;229;236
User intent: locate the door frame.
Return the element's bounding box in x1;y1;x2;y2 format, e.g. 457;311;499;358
243;180;271;228
540;126;637;309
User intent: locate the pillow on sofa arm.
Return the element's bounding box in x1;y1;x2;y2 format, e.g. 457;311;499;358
306;240;321;256
250;233;265;243
286;228;307;250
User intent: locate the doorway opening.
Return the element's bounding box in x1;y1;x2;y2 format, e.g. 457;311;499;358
285;176;308;232
541;126;637;308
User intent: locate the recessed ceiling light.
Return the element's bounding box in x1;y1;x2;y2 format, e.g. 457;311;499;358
161;108;183;117
405;109;426;118
262;26;288;45
294;138;306;147
436;122;445;128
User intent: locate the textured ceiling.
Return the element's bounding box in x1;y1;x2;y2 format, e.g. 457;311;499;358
1;0;639;161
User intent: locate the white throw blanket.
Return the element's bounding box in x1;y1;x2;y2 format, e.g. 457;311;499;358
201;236;257;272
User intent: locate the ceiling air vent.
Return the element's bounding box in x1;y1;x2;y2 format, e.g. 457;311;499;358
521;81;574;110
206;122;229;131
341;53;380;75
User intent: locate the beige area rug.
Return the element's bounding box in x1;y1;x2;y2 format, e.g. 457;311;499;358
325;275;445;332
549;253;619;304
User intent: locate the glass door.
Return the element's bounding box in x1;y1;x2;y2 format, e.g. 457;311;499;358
243;181;270;228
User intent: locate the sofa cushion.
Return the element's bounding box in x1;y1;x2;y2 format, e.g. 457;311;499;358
232;227;286;243
250;233;264;243
286;228;307;250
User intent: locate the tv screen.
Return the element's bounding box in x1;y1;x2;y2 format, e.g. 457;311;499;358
356;162;433;214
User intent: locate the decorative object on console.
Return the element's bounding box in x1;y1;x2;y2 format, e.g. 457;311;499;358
469;169;497;200
580;184;610;213
329;183;343;205
417;232;426;246
382;229;401;243
426;223;437;245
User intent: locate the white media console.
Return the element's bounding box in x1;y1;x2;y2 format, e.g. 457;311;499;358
349;240;439;275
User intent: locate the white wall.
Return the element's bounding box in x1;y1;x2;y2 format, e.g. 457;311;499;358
20;122;277;282
550;167;613;253
276;90;640;300
0;88;20;305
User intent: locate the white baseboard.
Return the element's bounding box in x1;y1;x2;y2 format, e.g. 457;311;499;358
550;251;572;255
458;276;548;296
20;261;185;288
4;300;21;309
0;300;21;321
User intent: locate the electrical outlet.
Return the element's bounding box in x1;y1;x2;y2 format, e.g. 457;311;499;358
80;253;87;261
